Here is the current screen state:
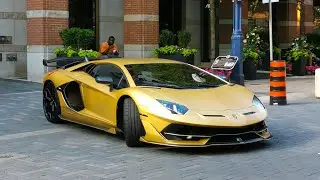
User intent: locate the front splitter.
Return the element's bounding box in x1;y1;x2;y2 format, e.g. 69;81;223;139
139;135;272;148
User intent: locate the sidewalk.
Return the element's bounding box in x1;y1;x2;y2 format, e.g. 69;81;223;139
245;75;316;104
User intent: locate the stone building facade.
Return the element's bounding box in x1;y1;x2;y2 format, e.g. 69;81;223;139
0;0;316;82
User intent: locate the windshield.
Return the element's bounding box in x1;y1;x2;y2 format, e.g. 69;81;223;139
124;63;227;89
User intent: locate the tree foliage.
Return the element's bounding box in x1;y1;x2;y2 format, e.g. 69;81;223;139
315;7;320;19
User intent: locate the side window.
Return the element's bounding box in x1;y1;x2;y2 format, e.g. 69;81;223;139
89;66;100;78
95;64;129;90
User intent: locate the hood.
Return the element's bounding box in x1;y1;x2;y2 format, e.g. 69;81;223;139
138;84;254;111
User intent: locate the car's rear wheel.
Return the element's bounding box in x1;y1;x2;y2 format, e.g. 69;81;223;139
43;81;63;124
123;98;145;147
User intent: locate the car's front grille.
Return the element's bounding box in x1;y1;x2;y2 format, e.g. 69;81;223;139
161;121;267;138
205;133;262;145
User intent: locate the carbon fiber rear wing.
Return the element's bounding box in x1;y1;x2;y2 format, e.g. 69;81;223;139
42;56;98;69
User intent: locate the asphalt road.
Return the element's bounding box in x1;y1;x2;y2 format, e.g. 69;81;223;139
0;78;319;180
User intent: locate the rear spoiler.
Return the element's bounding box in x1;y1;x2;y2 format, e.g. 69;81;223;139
43;55;122;69
42;56;99;69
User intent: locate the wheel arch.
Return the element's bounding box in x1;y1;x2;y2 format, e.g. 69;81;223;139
43;79;54;88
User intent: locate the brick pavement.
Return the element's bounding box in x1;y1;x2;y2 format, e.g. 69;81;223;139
0;78;320;180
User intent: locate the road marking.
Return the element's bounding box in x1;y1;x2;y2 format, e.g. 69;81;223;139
0;91;42;96
0;128;69;141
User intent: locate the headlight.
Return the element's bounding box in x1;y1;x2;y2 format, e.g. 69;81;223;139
156;99;189;115
253;95;265;110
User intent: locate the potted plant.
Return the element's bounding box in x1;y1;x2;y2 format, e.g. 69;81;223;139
159;29;176;47
53;47;66;58
52;46;99;68
287;49;311;76
243;47;260;80
242;27;262;79
153;29;198;64
249;27;282;70
286;35;312;76
51;27;98;67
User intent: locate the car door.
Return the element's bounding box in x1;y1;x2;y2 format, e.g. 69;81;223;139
80;63;129;129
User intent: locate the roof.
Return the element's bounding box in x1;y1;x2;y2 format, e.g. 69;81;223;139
91;58;183;66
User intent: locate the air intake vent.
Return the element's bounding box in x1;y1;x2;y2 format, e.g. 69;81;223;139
202;115;225;117
243;111;255;116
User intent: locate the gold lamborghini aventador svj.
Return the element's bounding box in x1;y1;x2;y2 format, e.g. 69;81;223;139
42;58;272;147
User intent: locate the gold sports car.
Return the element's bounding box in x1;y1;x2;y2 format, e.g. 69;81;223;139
42;58;272;147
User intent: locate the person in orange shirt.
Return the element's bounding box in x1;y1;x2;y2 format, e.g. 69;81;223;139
99;36;119;58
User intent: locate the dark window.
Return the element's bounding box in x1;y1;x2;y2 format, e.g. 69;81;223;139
89;65;100;78
69;0;98;50
91;64;129;90
159;0;182;34
125;63;227;89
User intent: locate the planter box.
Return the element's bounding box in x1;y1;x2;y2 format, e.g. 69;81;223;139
158;52;194;65
243;59;257;80
292;57;308;76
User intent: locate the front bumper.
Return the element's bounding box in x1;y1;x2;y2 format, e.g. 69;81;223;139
140;117;272;147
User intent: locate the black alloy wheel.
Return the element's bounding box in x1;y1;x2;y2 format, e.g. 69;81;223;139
43;81;63;123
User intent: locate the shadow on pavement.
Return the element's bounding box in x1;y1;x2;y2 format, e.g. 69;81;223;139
55;113;318;155
151;117;318;155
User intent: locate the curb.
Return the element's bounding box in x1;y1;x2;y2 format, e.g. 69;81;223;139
245;75;315;84
0;77;42;84
257;92;315;104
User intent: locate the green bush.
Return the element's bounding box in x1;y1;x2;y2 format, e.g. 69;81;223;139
177;30;191;48
159;29;176;47
243;47;260;64
286;35;312;62
306;29;320;50
59;27;94;50
78;49;99;58
154;29;197;58
53;46;99;58
152;45;198;58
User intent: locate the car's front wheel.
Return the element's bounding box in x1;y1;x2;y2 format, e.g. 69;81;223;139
123;98;145;147
43;81;63;124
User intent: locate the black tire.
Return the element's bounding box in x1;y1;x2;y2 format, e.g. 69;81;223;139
43;81;63;124
123;98;145;147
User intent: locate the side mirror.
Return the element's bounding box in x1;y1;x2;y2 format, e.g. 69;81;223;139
95;76;114;91
95;76;113;84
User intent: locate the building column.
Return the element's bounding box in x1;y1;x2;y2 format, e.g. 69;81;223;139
26;0;69;82
277;0;314;49
98;0;124;57
304;0;314;34
124;0;159;58
0;0;27;78
218;0;248;56
185;0;201;65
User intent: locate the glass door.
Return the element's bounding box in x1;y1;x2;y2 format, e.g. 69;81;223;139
69;0;98;50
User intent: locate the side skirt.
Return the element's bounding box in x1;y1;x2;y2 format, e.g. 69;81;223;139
58;115;119;135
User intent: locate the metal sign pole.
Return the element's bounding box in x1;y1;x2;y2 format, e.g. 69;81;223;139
269;0;273;62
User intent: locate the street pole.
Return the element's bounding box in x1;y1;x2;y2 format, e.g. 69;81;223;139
230;0;244;85
269;0;273;62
